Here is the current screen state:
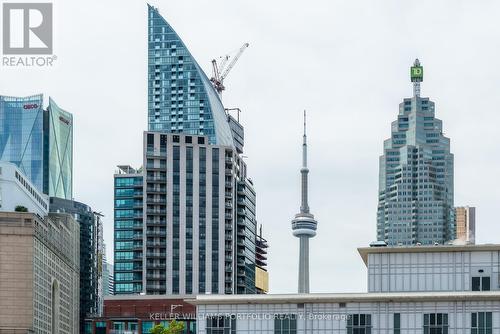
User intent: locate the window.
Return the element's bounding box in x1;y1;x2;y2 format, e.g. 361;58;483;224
142;321;154;333
472;276;491;291
471;312;492;334
424;313;448;334
206;316;236;334
347;314;371;334
394;313;401;334
274;314;297;334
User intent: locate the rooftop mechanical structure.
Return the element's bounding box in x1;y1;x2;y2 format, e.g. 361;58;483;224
291;111;318;294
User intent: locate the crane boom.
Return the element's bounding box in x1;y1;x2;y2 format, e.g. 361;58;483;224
220;43;249;80
210;42;249;95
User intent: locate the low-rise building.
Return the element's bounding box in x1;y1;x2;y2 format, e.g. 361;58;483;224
0;212;79;333
85;295;196;334
191;244;500;334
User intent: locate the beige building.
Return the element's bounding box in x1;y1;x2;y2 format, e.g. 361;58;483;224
455;206;476;244
0;212;79;334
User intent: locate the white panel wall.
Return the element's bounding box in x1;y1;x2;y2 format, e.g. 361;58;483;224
197;300;500;334
368;251;500;292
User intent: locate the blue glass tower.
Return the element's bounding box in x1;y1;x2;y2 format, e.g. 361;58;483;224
377;60;455;246
46;98;73;200
0;94;45;192
147;5;234;146
0;94;73;200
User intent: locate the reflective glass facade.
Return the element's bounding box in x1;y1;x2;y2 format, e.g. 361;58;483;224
377;95;455;245
0;94;45;192
113;169;143;294
46;98;73;199
147;5;234;147
0;94;73;199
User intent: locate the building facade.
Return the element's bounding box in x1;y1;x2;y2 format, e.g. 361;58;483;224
49;197;104;333
147;5;234;147
0;161;49;216
455;206;476;244
377;60;455;246
0;94;45;193
102;243;115;297
114;165;144;294
85;296;196;334
255;226;269;294
0;94;73;200
113;5;266;296
45;98;73;200
193;244;500;334
0;212;80;334
114;131;260;295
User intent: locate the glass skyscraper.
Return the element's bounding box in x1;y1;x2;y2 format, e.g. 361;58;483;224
377;60;455;246
0;94;73;200
113;5;266;296
0;94;45;192
46;98;73;200
147;5;234;147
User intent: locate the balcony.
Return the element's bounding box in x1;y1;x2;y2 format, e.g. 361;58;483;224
146;252;166;258
147;176;167;183
146;149;167;157
146;220;166;226
146;209;166;215
146;262;166;269
146;274;166;280
146;230;166;237
146;187;166;194
146;241;166;247
147;198;165;204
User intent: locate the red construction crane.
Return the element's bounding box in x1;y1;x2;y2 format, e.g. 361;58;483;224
210;42;249;95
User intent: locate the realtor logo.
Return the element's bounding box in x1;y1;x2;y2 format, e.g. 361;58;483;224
3;3;53;55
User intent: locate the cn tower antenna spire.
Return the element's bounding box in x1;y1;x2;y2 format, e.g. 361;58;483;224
292;110;317;294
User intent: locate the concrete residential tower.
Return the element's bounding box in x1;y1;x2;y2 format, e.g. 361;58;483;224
377;60;455;246
291;111;317;293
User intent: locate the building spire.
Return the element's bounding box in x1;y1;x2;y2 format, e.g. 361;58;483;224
410;58;423;97
292;110;317;294
301;110;309;213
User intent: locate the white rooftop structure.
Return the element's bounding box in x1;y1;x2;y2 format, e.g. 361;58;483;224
0;162;48;217
190;244;500;334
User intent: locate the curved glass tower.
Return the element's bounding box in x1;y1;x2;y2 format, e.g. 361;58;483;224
377;60;455;246
148;5;234;147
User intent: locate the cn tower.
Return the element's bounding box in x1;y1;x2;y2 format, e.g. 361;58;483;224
291;111;318;294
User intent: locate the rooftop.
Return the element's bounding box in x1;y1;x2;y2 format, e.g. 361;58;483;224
358;243;500;266
187;291;500;305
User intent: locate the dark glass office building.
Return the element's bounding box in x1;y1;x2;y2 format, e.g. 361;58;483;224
50;197;104;333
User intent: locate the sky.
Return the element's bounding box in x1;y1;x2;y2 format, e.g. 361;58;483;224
1;0;500;294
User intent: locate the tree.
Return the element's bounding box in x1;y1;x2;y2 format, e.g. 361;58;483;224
15;205;28;212
149;320;185;334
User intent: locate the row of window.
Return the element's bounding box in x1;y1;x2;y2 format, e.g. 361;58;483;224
204;313;493;334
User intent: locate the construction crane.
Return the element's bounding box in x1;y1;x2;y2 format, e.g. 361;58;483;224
210;42;249;95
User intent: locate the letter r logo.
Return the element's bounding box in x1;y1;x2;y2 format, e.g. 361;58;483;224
3;3;53;55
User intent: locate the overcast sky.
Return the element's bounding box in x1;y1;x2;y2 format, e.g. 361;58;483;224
2;0;500;294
